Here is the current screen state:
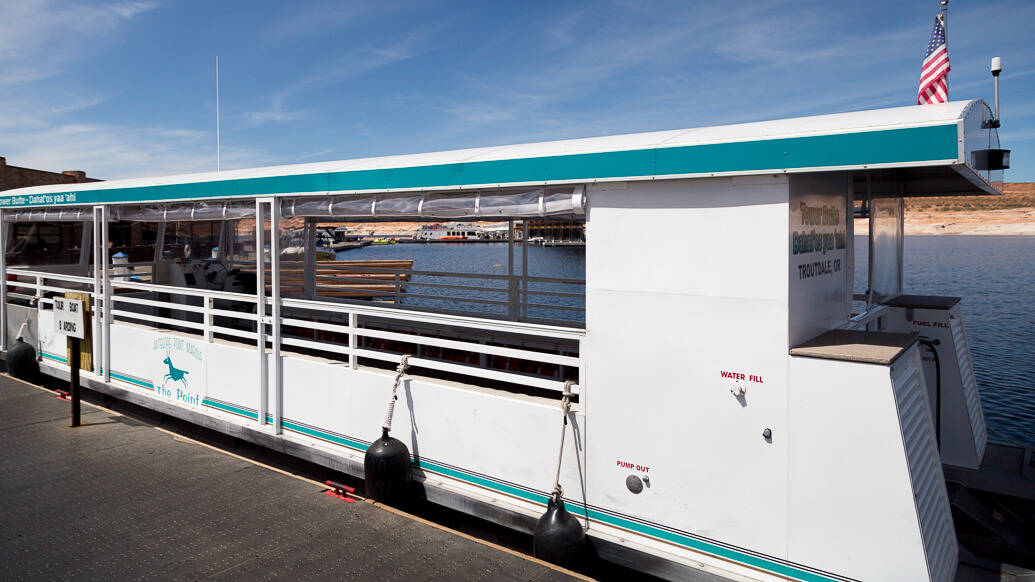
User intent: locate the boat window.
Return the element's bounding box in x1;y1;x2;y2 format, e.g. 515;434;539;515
266;214;585;392
4;221;89;272
3;197;586;394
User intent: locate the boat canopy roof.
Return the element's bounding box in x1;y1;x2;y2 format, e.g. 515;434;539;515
0;99;1003;213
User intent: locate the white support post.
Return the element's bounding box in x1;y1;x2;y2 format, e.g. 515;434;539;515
302;219;316;299
203;296;213;343
865;174;874;312
153;221;166;285
101;205;111;382
78;221;91;268
154;221;166;262
255;199;268;427
0;209;7;351
508;220;517;320
92;206;103;375
216;220;227;262
270;198;282;435
348;311;358;370
227;221;236;269
521;220;529;320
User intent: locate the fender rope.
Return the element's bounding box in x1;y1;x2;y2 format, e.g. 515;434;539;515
382;355;411;434
550;380;576;503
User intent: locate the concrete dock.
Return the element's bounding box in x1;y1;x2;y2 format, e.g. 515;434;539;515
0;374;583;581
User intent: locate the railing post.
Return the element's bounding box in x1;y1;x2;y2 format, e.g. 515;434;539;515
348;311;358;370
302;218;316;300
0;209;6;351
203;296;213;343
270;198;282;435
151;220;165;287
521;220;529;320
78;221;91;268
92;206;102;375
508;220;517;320
101;205;110;382
255;199;268;427
216;220;227;262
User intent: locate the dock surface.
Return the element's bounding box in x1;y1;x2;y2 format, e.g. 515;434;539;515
0;375;580;581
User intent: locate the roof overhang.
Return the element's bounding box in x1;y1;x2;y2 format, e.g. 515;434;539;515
0;100;1004;209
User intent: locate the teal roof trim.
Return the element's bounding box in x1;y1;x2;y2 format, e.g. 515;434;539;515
0;124;959;209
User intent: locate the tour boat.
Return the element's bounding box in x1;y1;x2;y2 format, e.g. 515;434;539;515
1;99;1027;581
414;222;488;241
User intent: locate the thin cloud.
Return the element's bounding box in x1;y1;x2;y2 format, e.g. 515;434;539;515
0;0;160;85
243;24;442;127
8;123;270;179
241;107;308;126
268;1;372;41
0;0;275;180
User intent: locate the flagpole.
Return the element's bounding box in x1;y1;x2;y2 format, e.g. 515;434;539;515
940;0;949;99
216;55;220;170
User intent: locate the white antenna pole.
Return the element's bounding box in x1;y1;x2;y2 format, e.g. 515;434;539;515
216;55;221;172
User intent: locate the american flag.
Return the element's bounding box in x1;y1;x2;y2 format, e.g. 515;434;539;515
918;15;950;104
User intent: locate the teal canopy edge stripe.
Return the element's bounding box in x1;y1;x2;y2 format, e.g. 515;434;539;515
41;351;68;364
197;400;840;582
1;125;958;207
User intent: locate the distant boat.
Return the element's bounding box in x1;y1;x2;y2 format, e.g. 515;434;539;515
370;238;398;245
329;225;363;242
281;245;336;260
414;222;487;241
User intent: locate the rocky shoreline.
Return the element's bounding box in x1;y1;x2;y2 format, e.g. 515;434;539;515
855;207;1035;235
856;182;1035;235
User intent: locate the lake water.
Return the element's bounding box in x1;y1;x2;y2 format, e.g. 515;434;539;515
855;235;1035;448
338;242;586;322
342;237;1034;447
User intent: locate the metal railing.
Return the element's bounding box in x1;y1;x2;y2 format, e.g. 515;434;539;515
259;260;586;326
843;296;890;332
8;266;583;395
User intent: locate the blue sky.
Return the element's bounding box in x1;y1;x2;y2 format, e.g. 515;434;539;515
1;0;1033;181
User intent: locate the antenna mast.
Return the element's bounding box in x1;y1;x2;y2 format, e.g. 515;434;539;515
216;55;220;170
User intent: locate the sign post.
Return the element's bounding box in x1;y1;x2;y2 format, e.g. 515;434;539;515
53;297;85;427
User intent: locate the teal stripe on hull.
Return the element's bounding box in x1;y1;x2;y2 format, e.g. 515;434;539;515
274;417;838;581
41;352;68;364
202;398;258;420
581;506;835;581
233;406;840;581
1;125;958;208
117;386;840;582
110;370;152;389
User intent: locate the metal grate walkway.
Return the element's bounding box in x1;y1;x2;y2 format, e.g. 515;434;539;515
0;374;580;581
